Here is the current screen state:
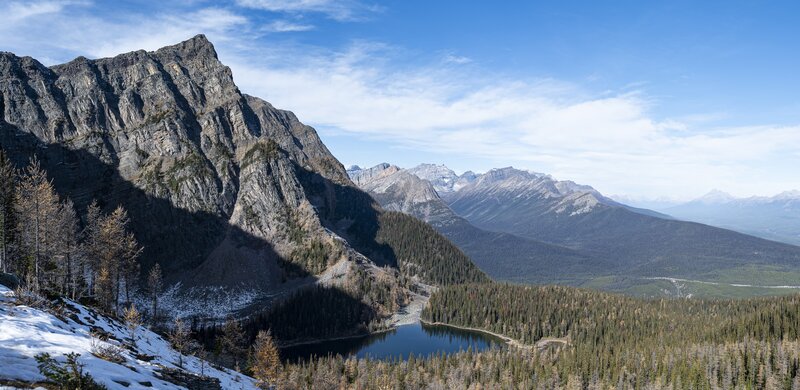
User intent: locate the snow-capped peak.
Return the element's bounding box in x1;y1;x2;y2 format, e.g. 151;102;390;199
406;164;463;194
696;189;736;204
348;163;399;187
774;190;800;200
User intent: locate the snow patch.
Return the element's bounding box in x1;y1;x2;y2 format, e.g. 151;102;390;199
153;283;258;322
0;284;258;389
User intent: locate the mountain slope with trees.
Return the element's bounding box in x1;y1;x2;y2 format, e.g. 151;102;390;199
445;167;800;291
0;36;485;325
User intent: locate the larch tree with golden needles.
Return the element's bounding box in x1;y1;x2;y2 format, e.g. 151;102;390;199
251;329;281;389
83;200;102;294
123;304;143;345
88;204;140;312
14;157;60;292
55;199;83;300
169;318;192;369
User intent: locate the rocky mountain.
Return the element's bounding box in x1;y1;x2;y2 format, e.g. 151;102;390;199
348;164;598;283
0;35;485;320
348;164;450;224
405;163;476;194
352;163;800;295
663;190;800;245
447;167;800;288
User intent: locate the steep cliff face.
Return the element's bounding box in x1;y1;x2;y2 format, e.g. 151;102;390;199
0;36;443;317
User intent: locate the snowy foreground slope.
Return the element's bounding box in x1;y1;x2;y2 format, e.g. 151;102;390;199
0;284;257;389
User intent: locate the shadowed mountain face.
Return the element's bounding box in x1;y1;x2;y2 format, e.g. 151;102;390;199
0;36;485;317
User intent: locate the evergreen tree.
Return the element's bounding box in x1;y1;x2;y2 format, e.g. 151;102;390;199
219;317;247;369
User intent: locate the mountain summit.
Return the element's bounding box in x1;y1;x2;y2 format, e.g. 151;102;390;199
0;36;485;320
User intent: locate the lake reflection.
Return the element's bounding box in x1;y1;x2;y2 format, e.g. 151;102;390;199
281;322;504;362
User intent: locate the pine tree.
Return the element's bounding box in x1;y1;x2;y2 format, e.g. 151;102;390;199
251;329;281;389
219;317;247;369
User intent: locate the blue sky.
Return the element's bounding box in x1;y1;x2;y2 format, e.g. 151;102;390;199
1;1;799;200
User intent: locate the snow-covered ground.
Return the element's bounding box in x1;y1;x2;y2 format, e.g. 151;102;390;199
0;284;258;389
153;283;259;322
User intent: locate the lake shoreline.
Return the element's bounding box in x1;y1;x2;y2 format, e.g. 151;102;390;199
280;283;433;349
278;326;395;349
418;319;532;350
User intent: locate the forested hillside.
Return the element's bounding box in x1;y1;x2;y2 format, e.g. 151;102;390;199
263;284;800;389
376;212;489;286
417;283;800;388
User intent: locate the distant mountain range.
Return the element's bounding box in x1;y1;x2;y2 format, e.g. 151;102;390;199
661;190;800;246
347;164;594;283
350;163;800;297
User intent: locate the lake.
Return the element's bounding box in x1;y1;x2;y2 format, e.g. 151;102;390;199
281;322;505;362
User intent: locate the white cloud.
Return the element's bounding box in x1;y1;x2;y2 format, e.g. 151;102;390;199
262;20;315;32
236;0;378;21
0;2;248;61
229;43;800;198
0;1;797;199
443;53;472;64
3;0;80;22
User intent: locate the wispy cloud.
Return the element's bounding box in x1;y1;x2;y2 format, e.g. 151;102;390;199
4;0;82;22
442;51;472;65
231;43;800;197
262;20;315;32
0;2;248;61
235;0;379;21
0;2;797;198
